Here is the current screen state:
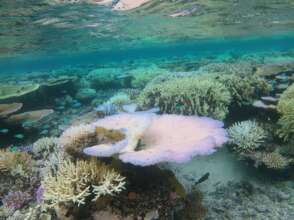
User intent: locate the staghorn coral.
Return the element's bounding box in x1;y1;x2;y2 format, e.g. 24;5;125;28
42;159;125;207
260;151;293;169
228;120;267;153
215;74;271;106
277;83;294;141
32;137;59;159
0;150;33;177
138;76;231;120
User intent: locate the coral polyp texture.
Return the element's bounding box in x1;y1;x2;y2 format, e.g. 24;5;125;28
42;159;125;207
83;112;228;166
260;151;293;170
277;83;294;141
228;120;267;153
138;76;231;120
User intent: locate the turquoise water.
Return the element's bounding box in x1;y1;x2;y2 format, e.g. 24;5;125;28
1;33;294;73
1;1;294;220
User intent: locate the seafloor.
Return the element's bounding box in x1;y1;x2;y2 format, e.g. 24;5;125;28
1;1;294;220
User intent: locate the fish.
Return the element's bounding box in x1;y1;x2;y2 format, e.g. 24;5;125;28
194;172;210;185
0;128;9;134
14;134;24;139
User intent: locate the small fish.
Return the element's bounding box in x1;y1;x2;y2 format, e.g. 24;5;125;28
0;128;9;134
194;172;210;185
14;134;24;139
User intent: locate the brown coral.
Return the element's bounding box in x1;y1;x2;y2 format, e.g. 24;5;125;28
0;103;23;118
0;150;33;177
59;124;125;157
260;151;292;169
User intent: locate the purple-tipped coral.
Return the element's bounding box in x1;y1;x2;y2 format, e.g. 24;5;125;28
83;113;228;166
35;185;44;204
2;191;31;210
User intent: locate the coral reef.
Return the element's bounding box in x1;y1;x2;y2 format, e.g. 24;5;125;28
0;150;33;178
2;191;32;210
0;103;23;118
32;137;59;159
42;159;125;207
276;83;294;141
259;151;293;170
138;75;231;120
59;124;125;157
228;120;267;154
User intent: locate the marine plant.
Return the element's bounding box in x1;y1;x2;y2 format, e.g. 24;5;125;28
138;76;231;120
228;120;267;153
42;159;125;207
276;83;294;141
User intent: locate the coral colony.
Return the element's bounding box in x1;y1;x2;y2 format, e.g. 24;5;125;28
1;1;294;219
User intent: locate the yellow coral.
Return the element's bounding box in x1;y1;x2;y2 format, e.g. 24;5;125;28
42;159;125;207
0;150;32;177
261;151;292;169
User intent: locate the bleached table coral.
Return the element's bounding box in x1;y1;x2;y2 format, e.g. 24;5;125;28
83;112;228;166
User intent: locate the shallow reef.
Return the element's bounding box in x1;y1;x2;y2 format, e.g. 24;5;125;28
1;52;294;220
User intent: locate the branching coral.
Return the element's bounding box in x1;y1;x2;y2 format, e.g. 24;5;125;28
0;150;33;177
138;76;231;120
42;159;125;207
215;74;271;106
228;120;267;153
32;137;59;159
2;191;32;210
260;151;293;169
277;83;294;141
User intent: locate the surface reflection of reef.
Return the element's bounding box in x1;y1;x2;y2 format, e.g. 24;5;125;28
1;0;294;57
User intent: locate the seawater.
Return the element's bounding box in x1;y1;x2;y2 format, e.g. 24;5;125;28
1;1;294;220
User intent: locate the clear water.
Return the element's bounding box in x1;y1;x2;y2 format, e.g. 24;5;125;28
1;1;294;219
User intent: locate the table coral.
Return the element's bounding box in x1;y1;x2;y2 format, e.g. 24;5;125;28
83;112;227;166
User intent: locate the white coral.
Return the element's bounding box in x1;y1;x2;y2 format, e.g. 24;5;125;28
92;171;126;200
228;120;266;153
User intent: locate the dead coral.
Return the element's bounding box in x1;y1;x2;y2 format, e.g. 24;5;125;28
59;124;125;157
